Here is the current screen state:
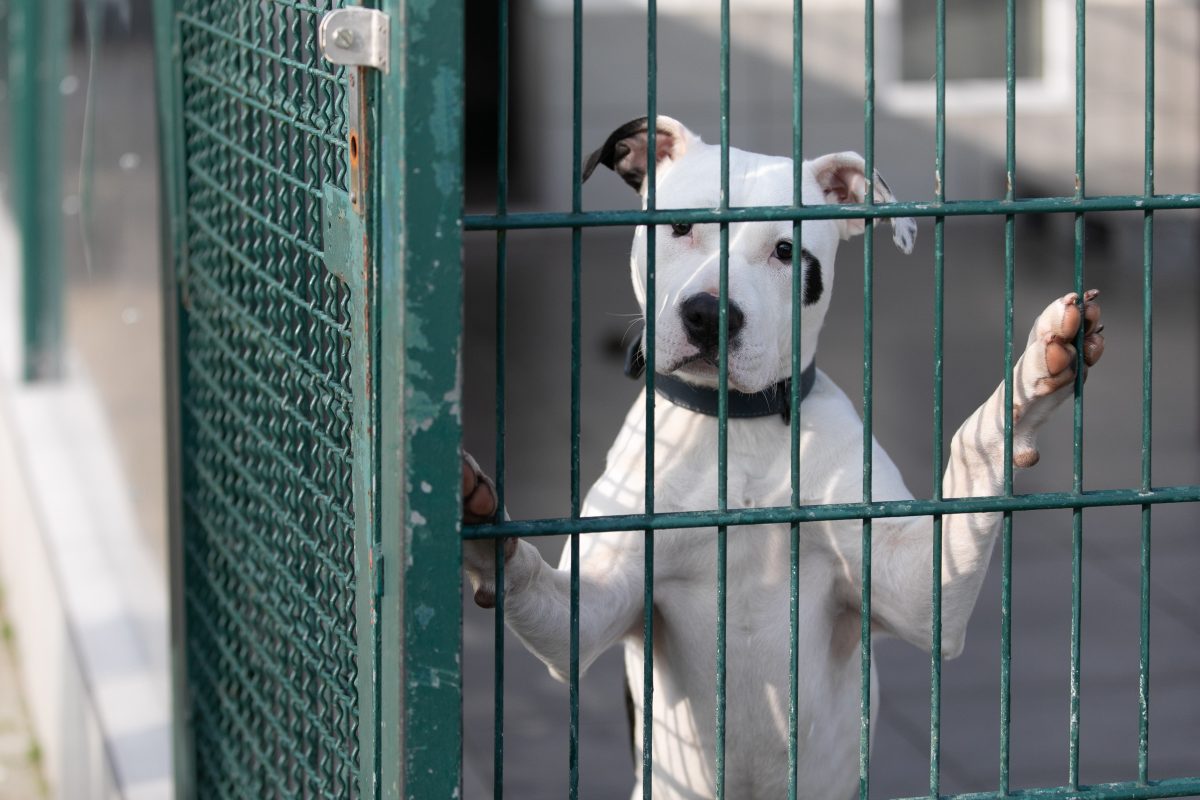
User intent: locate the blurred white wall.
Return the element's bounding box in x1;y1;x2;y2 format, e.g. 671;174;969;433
515;0;1199;210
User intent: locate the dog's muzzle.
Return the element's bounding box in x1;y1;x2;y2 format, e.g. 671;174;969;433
680;293;745;353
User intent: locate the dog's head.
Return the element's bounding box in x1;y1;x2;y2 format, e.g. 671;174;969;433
585;116;917;394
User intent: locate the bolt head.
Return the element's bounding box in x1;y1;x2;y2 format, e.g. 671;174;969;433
333;27;356;49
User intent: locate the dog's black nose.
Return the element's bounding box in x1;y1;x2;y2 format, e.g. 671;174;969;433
680;293;744;350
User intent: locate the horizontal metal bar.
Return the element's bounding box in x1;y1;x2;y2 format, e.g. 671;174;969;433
464;485;1200;539
894;777;1200;800
463;193;1200;231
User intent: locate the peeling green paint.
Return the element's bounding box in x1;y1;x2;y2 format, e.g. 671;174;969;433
414;605;435;628
429;67;461;153
409;0;436;19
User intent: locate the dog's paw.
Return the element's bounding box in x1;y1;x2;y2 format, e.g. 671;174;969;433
1011;290;1104;467
461;452;516;608
1024;289;1104;394
891;216;917;254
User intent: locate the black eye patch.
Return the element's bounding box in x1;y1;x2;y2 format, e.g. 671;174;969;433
801;249;823;306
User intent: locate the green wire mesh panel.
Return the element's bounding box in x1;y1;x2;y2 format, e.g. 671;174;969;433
166;1;360;796
158;0;466;796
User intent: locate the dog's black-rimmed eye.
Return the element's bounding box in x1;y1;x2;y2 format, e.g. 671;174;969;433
670;223;693;237
773;240;793;263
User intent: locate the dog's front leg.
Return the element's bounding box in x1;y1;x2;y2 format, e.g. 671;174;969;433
871;292;1104;656
461;453;643;682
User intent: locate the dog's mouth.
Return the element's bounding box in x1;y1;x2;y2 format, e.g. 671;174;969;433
661;347;774;394
666;351;718;374
663;351;753;390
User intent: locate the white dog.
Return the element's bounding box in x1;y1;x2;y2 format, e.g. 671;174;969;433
461;116;1104;799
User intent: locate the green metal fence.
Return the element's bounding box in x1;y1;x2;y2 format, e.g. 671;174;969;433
154;0;1200;798
460;1;1200;800
155;0;463;796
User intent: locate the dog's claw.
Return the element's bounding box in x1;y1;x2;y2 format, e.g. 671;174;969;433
1083;333;1105;367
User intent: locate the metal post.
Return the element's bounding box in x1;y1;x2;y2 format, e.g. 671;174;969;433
377;1;465;797
8;0;66;381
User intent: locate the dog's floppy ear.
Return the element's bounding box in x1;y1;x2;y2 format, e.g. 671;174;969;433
809;152;917;254
582;116;695;193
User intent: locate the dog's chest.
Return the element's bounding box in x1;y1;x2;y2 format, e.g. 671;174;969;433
591;388;875;797
597;384;866;514
644;414;796;512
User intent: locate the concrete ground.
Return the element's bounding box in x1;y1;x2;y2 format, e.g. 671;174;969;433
0;594;45;799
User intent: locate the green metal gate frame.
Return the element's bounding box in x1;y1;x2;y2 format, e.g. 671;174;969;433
461;1;1200;799
155;0;463;797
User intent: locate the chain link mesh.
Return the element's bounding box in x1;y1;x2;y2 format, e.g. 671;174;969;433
175;1;358;795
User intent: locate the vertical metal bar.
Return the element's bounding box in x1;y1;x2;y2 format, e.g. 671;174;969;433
1138;0;1155;784
929;0;946;794
343;162;385;800
788;0;804;797
1068;0;1087;790
378;1;466;796
643;1;658;796
152;2;196;795
716;0;731;795
860;2;876;797
1000;0;1017;793
8;0;67;381
569;1;583;796
493;0;511;795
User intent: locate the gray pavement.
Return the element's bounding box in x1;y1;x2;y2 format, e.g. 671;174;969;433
57;43;167;561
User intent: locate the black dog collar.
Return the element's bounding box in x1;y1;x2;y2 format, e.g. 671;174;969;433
624;331;817;424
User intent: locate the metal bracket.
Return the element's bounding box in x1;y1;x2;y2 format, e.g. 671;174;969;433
318;8;389;73
319;8;389;215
